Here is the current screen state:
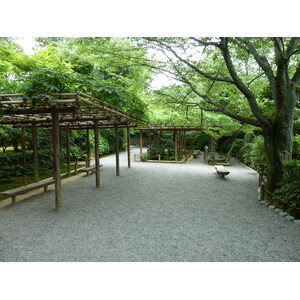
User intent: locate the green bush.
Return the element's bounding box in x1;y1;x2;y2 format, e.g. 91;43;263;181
99;134;111;155
242;135;267;172
293;135;300;160
274;160;300;216
0;150;53;178
185;132;209;150
147;142;165;157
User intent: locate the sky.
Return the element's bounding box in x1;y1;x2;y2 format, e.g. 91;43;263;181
16;37;36;55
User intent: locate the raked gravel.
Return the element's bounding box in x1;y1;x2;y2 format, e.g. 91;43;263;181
0;147;299;262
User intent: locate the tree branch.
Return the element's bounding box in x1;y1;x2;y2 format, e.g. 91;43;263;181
189;37;221;48
170;64;261;127
147;38;235;84
219;38;271;128
236;38;276;90
154;90;220;112
247;72;265;86
285;37;300;59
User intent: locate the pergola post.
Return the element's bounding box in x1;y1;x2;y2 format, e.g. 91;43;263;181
115;124;120;176
127;126;131;168
94;120;100;188
32;122;40;182
21;127;28;185
66;125;71;176
52;112;62;212
139;129;143;159
174;130;178;162
86;128;90;168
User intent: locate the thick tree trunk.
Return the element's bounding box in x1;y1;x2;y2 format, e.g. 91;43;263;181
262;84;295;199
262;128;284;199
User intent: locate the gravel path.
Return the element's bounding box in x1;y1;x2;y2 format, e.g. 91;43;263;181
0;148;299;261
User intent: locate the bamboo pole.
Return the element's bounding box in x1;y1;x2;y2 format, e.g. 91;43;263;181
115;124;120;176
174;130;178;162
94;120;100;188
52;112;62;212
21;127;28;185
32;123;40;182
66;126;71;176
127;126;131;168
86;129;90;167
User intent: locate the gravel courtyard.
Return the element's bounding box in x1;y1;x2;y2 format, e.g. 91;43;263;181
0;148;299;262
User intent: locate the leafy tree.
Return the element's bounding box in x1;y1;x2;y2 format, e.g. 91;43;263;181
0;125;20;152
142;37;300;196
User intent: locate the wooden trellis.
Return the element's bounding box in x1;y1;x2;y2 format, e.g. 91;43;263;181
0;92;145;212
137;125;203;162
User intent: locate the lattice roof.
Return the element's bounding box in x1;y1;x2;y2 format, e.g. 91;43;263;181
138;125;203;131
0;92;146;128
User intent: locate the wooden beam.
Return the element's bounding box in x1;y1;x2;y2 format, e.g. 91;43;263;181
127;126;131;168
94;120;100;188
3;106;77;115
86;129;90;168
21;127;28;185
115;124;120;176
0;93;24;97
31;123;40;182
53;112;62;212
174;130;178;163
66;126;71;176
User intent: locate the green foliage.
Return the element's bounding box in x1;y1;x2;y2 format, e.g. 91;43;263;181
0;125;20;152
147;134;175;158
293;135;300;159
0;150;53;178
242;135;267;171
147;142;165;157
185;132;209;150
274;160;300;215
99;134;111;155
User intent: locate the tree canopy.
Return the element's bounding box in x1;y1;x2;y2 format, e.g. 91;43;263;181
1;37;299;195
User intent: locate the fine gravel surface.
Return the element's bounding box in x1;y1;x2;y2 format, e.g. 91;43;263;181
0;148;299;262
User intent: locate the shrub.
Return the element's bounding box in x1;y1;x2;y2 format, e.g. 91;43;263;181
293;135;300;160
242;135;267;172
0;150;53;178
147;142;165;157
274;160;300;216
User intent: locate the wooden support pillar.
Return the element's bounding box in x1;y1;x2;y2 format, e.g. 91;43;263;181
139;130;143;159
127;126;131;168
115;124;120;176
52;112;62;212
66;126;71;176
209;136;215;152
94;120;100;188
21;127;28;185
174;130;178;162
86;128;90;168
32;123;40;182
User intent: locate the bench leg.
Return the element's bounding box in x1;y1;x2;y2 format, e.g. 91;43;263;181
12;196;16;204
44;186;48;192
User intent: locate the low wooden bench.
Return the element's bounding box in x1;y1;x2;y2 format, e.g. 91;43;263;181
0;178;55;204
214;165;230;178
80;164;103;176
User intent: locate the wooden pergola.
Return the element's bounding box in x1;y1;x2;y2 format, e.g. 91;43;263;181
0;92;145;212
137;125;203;162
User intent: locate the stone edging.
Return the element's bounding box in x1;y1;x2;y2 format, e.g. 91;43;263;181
257;187;300;226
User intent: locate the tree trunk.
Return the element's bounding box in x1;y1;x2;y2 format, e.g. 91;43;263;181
262;128;284;200
262;85;295;199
